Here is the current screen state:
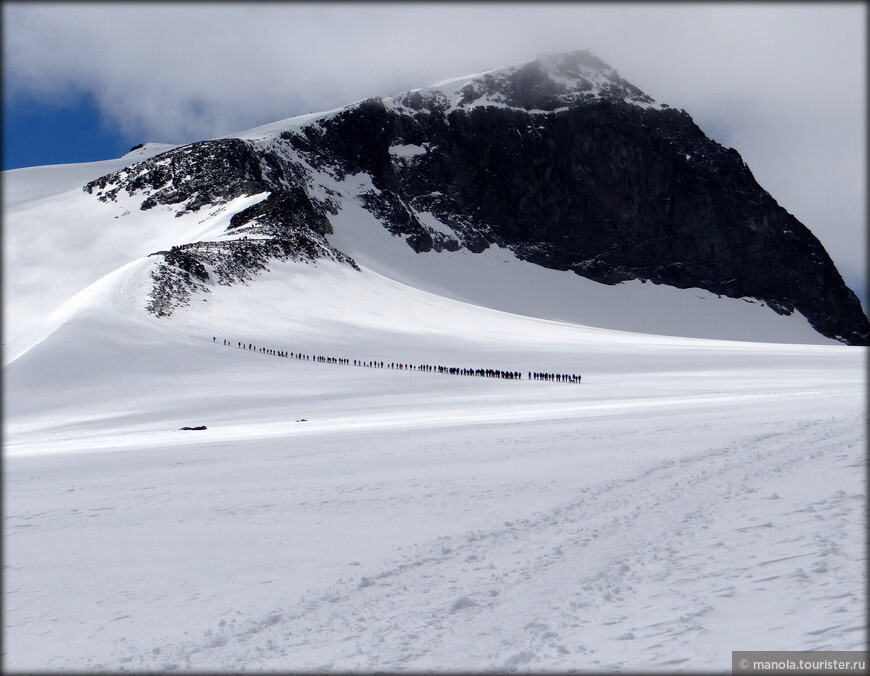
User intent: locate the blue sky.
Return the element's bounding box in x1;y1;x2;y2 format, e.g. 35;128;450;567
3;92;133;170
2;2;866;305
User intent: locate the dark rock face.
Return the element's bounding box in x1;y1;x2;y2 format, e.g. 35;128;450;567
84;50;869;344
280;68;868;344
86;139;266;215
228;188;333;238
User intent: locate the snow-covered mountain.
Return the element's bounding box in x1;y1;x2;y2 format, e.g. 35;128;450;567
43;48;864;347
6;50;869;356
3;51;866;672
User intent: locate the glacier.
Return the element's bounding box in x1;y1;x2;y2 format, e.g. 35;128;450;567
3;62;866;671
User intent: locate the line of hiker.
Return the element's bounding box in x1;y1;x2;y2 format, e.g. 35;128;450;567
529;372;582;383
213;337;580;384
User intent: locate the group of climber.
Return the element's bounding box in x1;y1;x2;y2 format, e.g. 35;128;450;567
530;372;582;383
213;337;581;384
220;339;289;358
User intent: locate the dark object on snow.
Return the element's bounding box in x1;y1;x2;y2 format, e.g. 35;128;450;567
179;425;208;431
295;419;308;423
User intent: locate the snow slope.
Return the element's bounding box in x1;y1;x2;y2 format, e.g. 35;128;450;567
2;147;838;366
3;139;866;671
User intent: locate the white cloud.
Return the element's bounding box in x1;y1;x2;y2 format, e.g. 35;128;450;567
3;1;866;298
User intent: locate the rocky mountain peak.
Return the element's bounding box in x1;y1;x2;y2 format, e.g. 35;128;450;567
388;49;658;115
82;51;869;345
514;50;658;107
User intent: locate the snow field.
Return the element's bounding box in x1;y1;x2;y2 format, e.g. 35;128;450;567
3;262;865;670
4;351;864;671
3;132;866;673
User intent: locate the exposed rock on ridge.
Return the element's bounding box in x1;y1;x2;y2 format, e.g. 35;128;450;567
84;50;869;344
85;138;353;317
146;237;356;318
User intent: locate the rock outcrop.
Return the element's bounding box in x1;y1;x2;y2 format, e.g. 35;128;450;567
84;50;869;344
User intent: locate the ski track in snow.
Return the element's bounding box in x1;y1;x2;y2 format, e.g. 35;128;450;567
9;407;862;672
